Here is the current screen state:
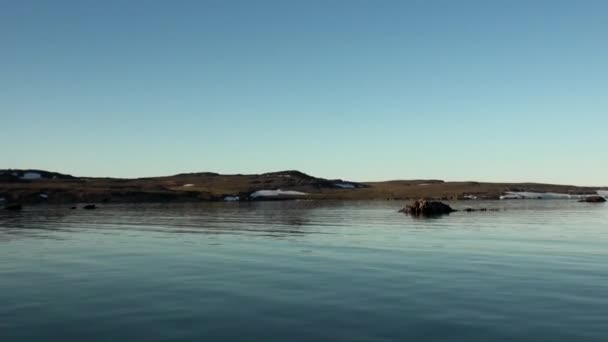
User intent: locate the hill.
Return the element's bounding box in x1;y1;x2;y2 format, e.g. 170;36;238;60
0;169;603;205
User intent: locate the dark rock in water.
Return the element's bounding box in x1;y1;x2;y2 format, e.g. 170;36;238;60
70;206;77;209
464;208;489;212
400;200;456;216
83;204;97;210
4;204;22;211
579;196;606;203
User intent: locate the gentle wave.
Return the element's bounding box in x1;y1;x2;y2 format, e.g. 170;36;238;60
1;201;607;341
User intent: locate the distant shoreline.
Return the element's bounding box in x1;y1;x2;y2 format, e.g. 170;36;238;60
1;169;605;206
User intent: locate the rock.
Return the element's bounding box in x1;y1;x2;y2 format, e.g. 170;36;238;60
579;196;606;203
83;204;97;210
464;208;489;212
70;206;77;209
4;204;22;211
400;200;456;216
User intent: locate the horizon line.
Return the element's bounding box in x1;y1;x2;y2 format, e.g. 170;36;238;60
2;167;606;189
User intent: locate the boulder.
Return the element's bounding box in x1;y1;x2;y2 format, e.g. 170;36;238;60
400;200;456;216
579;196;606;203
83;204;97;210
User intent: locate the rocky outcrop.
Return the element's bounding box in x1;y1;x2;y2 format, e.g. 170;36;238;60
399;200;456;216
83;204;97;210
579;195;606;203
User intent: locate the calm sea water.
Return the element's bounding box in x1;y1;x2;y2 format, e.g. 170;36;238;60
1;201;607;341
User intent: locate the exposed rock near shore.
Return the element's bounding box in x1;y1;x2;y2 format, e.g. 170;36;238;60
579;196;606;203
400;200;456;216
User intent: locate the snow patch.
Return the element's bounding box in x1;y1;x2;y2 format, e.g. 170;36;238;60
418;183;430;186
21;172;41;180
500;191;587;200
0;197;5;202
250;189;308;198
597;190;608;197
463;195;477;200
224;196;240;202
334;183;355;189
182;184;194;187
39;194;48;199
499;193;524;200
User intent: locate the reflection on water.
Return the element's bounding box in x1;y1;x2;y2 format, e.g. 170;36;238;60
1;201;607;341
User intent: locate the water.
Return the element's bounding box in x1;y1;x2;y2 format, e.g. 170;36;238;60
1;201;607;341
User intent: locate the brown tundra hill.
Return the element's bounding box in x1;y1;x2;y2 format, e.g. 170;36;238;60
0;169;603;205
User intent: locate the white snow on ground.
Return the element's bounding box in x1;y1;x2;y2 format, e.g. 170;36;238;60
500;191;587;200
224;196;240;201
21;172;41;180
334;183;355;189
39;194;48;199
182;184;194;187
250;189;308;198
597;190;608;197
418;183;430;186
463;195;477;200
499;193;524;200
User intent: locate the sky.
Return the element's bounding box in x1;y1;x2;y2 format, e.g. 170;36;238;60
1;0;607;185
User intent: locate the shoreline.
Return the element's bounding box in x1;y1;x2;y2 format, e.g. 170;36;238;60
1;169;605;206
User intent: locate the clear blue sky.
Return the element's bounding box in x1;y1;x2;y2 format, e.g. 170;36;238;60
1;0;606;185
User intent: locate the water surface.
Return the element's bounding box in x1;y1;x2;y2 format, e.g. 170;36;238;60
1;201;607;341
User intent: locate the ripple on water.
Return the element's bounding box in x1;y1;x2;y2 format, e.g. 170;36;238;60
0;200;607;341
